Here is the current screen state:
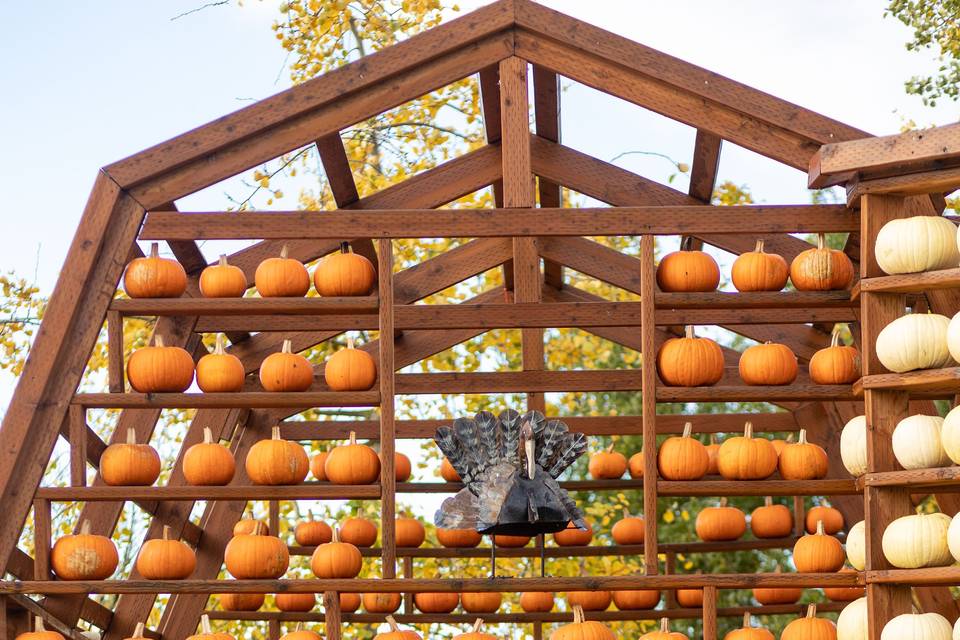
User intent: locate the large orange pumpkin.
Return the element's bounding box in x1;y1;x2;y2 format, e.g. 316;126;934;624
100;427;161;487
520;591;553;612
640;618;688;640
695;498;746;542
553;521;593;546
324;336;377;391
127;335;195;393
437;527;482;548
731;239;789;292
550;606;615;640
739;341;798;385
363;592;402;613
656;326;725;387
16;617;65;640
314;242;376;297
461;592;501;613
255;245;310;297
375;616;421;640
200;254;247;298
135;525;196;580
224;521;289;579
51;520;119;580
275;593;315;612
793;520;845;573
822;567;864;602
805;505;844;535
612;588;660;610
656;240;720;292
675;587;703;608
311;527;363;578
123;242;187;298
752;565;802;604
196;334;245;393
657;422;709;480
780;604;837;640
245;426;309;485
183;427;235;486
218;592;265;611
588;444;627;479
325;431;381;485
414;592;459;613
717;422;778;480
567;590;612;612
340;516;378;547
750;497;793;539
778;429;828;480
259;339;313;392
294;517;332;546
395;516;425;548
724;613;774;640
611;512;645;545
809;326;860;384
790;233;854;291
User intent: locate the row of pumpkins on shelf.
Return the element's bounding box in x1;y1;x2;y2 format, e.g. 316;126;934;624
127;335;375;394
124;242;376;299
841;410;960;476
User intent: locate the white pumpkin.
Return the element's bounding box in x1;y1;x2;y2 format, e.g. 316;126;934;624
942;404;960;465
892;414;951;470
875;215;960;275
836;597;867;640
841;415;868;477
875;313;954;373
882;512;953;568
881;612;953;640
954;615;960;640
846;520;866;570
950;312;960;372
948;512;960;563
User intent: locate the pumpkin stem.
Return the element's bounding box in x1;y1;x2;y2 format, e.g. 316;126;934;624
572;605;584;624
203;427;215;444
80;519;91;535
154;335;166;349
806;604;817;618
774;563;782;574
296;622;303;631
709;434;717;446
681;236;695;252
126;427;137;445
332;527;341;543
347;336;355;350
684;325;695;339
340;241;351;254
385;615;400;632
200;614;212;634
281;339;293;354
798;429;808;445
816;520;825;536
149;242;160;259
743;612;752;628
34;617;46;632
133;622;145;638
218;254;229;267
719;497;728;508
817;233;826;250
743;421;753;439
272;425;282;440
764;496;772;507
162;525;171;541
754;239;764;253
682;422;693;438
786;432;795;444
659;617;669;632
831;325;842;348
472;618;483;633
349;431;358;446
252;520;263;536
606;442;615;453
280;244;289;259
215;333;226;355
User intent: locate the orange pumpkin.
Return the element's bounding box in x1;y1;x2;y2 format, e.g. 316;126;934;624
805;505;844;535
324;336;377;391
657;325;725;386
551;606;615;640
739;341;798;385
750;497;793;539
640;618;688;640
123;242;187;298
218;592;264;611
705;434;720;475
461;592;501;613
822;567;864;602
311;527;362;578
233;519;269;536
675;588;703;608
186;615;235;640
51;520;119;580
135;525;196;580
437;527;482;548
100;427;161;487
520;591;554;612
183;427;235;486
200;254;248;298
245;426;309;485
731;239;789;292
255;244;310;297
771;433;794;457
314;242;376;297
454;618;498;640
224;521;288;579
752;565;801;604
309;451;329;481
810;327;861;385
790;233;854;291
780;604;837;640
612;588;660;611
294;517;332;546
588;444;627;479
611;512;645;545
494;534;530;547
395;516;425;548
778;429;828;480
394;452;412;482
340;516;378;547
414;592;459;613
375;616;421;640
325;431;381;485
363;592;402;614
717;422;778;480
259;339;313;392
196;334;245;393
724;613;774;640
127;335;195;393
340;592;362;612
280;625;322;640
695;497;746;542
628;451;644;479
275;593;315;612
793;520;845;573
567;590;612;612
553;521;593;546
441;457;461;482
656;240;720;292
123;622;150;640
657;422;709;480
16;617;65;640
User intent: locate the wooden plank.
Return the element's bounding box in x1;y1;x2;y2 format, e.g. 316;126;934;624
862;467;960;491
378;239;397;579
316;133;360;206
72;392;380;409
394;479;858;496
478;64;511;290
853;267;960;296
32;499;50;581
36;486;381;501
532;64;564;288
323;591;341;640
114;296;380;316
68;406;87;488
702;586;717;640
846;164;960;204
857;367;960;395
106;310;124;393
640;235;658;574
688;131;722;203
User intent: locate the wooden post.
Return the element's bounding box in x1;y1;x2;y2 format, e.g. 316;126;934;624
32;499;50;581
640;234;658;573
268;500;280;538
792;496;804;537
702;586;717;640
533;622;543;640
107;310;124;393
403;556;413;614
378;238;397;579
665;551;678;607
267;619;280;640
323;591;341;640
68;405;86;488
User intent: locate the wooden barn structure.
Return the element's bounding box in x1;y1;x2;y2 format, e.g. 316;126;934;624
2;1;960;638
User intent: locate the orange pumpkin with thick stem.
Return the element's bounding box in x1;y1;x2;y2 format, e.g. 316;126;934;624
553;520;592;546
793;520;845;573
414;592;459;613
461;592;501;613
314;241;376;297
778;428;829;480
550;605;615;640
136;525;196;580
294;515;332;546
612;588;660;611
51;520;119;580
123;242;187;298
325;431;381;485
224;521;288;579
127;335;195;393
245;426;309;486
809;325;861;384
440;457;461;482
494;534;530;547
657;422;709;480
340;593;361;612
363;592;402;613
275;593;315;612
739;341;798;385
611;510;645;545
823;567;864;601
196;334;245;393
454;618;499;640
790;233;854;291
218;592;264;611
324;336;377;391
771;432;794;457
16;616;65;640
309;451;329;481
731;239;789;292
255;244;310;297
100;427;161;486
657;325;725;387
233;519;268;536
340;516;378;547
675;587;703;608
780;604;837;640
717;422;778;480
639;617;688;640
259;339;313;392
567;590;611;612
395;516;425;548
520;591;553;612
375;616;421;640
184;427;235;486
724;613;774;640
656;239;720;292
186;615;235;640
751;565;801;604
123;622;150;640
436;527;482;548
695;497;746;542
311;527;362;578
200;254;247;298
394;452;412;482
805;505;844;535
750;497;793;539
588;444;627;479
705;434;720;475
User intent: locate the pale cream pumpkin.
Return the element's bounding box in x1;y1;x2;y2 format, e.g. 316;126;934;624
954;615;960;640
947;311;960;365
892;414;951;470
881;512;952;569
875;215;960;275
840;415;868;477
881;613;952;640
845;520;865;571
875;313;954;373
947;512;960;563
836;597;867;640
941;404;960;465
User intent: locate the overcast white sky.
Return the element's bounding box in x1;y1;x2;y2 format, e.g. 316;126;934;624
1;0;957;293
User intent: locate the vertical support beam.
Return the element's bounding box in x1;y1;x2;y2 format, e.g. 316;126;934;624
682;130;722;251
107;310;124;393
532;65;564;289
69;406;87;488
792;496;804;538
32;499;50;581
478;65;510;289
267;500;280;538
640;234;658;573
664;552;677;608
702;586;717;640
403;556;414;614
377;238;397;578
323;591;342;640
533;622;542;640
268;619;280;640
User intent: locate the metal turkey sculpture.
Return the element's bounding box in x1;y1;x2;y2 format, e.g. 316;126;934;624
434;409;588;537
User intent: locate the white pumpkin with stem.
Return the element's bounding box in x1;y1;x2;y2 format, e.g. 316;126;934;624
892;414;951;470
846;520;865;571
881;612;952;640
875;215;960;275
836;597;867;640
882;511;953;569
840;415;868;477
941;404;960;465
875;313;954;373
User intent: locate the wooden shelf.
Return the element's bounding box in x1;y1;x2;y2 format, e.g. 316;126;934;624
72;392;380;409
111;296;379;316
656;291;855;309
854;367;960;396
866;567;960;586
656;385;856;403
852;267;960;298
397;479;858;496
860;467;960;492
36;485;381;502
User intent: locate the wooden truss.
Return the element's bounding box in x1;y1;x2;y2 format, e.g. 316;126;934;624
1;1;959;639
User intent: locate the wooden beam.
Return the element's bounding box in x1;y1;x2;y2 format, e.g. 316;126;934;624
532;64;564;288
640;235;658;573
72;391;380;409
377;239;397;579
688;130;722;204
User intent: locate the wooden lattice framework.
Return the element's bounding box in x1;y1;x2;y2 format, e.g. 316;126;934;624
2;2;960;639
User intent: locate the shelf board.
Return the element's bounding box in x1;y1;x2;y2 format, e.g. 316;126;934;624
852;268;960;298
859;466;960;492
36;484;381;502
398;478;858;496
111;296;379;316
854;367;960;396
656;385;857;403
655;291;855;309
72;391;380;409
866;567;960;586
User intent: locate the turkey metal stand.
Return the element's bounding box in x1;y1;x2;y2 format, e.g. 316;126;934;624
487;534;545;578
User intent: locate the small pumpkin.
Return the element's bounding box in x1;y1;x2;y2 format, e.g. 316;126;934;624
752;565;801;605
810;325;861;385
553;520;593;547
836;597;867;640
324;336;377;391
823;567;865;602
396;516;425;548
135;525;196;580
840;415;868;477
640;618;688;640
255;244;310;297
414;592;459;613
127;335;195;393
875;215;960;275
892;414;951;470
789;233;854;291
325;431;381;485
948;511;960;563
656;238;720;292
588;444;627;479
494;534;530;547
612;588;659;611
200;254;247;298
259;339;314;392
123;242;187;298
806;505;844;535
184;427;235;486
233;518;269;536
196;334;245;393
846;520;866;570
793;520;845;573
656;325;725;387
314;241;376;297
440;457;461;482
882;511;953;569
394;452;412;482
695;497;746;542
739;341;798;385
750;497;793;539
245;426;309;485
941;404;960;465
219;592;264;611
309;451;329;481
705;435;720;475
717;422;778;480
947;311;960;365
224;521;288;579
15;617;65;640
876;313;954;373
51;520;119;580
550;605;615;640
519;591;553;613
724;613;774;640
611;510;645;545
437;527;482;548
657;421;709;480
280;624;322;640
731;239;789;292
363;592;402;614
294;515;332;547
461;592;501;614
628;451;644;479
675;587;703;608
770;433;794;457
340;516;378;547
186;615;235;640
779;429;829;480
311;527;363;578
275;593;315;612
375;616;422;640
567;590;611;612
454;619;498;640
781;604;837;640
100;427;161;487
880;613;952;640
